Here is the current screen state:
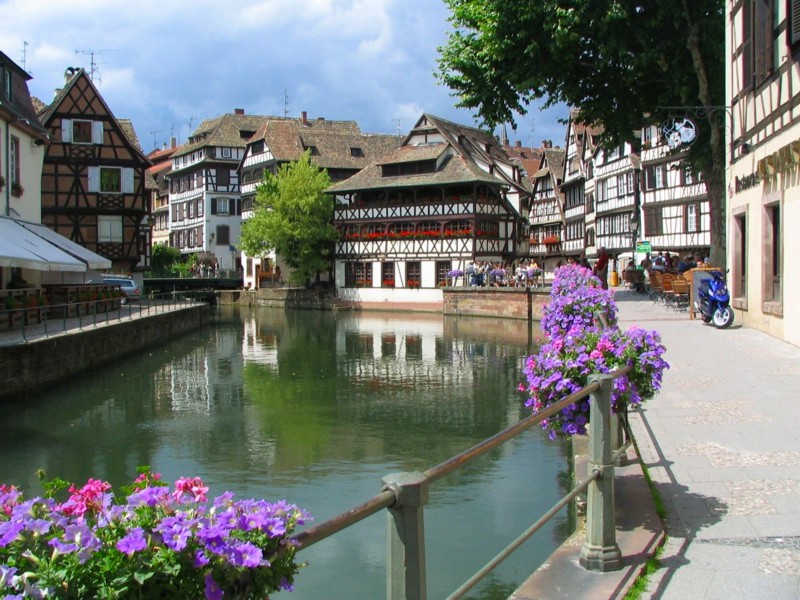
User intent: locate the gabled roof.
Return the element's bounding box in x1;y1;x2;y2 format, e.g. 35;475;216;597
244;116;401;171
502;142;543;185
327;113;526;195
36;68;149;164
0;51;48;140
174;112;272;158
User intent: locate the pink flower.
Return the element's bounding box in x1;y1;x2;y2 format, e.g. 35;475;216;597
173;477;209;503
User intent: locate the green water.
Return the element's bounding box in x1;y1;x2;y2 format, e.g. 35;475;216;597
0;306;572;599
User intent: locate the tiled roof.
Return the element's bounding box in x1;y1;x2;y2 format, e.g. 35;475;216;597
503;143;543;184
118;119;145;155
542;147;565;182
247;117;401;170
0;51;48;138
174;113;273;158
327;113;529;195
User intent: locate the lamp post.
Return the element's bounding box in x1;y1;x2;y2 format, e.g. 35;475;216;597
630;212;640;268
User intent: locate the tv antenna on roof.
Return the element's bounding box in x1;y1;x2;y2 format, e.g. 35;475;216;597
75;49;117;83
21;41;30;74
391;119;403;135
284;88;290;118
150;129;163;150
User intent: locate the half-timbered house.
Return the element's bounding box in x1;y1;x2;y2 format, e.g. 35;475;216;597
327;114;531;306
639;124;710;261
591;141;639;260
727;0;797;344
168;109;270;273
238;112;400;288
147;140;181;248
36;68;151;274
529;144;565;270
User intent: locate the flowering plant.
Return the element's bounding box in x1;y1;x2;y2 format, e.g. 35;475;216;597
522;264;668;440
0;468;309;599
540;265;617;338
521;326;668;439
526;268;543;279
489;268;506;283
446;269;464;280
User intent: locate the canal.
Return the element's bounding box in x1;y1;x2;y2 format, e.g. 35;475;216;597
0;306;572;599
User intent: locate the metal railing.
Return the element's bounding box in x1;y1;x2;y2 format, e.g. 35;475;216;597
281;365;633;599
0;292;206;344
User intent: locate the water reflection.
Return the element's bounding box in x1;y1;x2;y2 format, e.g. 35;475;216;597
0;306;571;599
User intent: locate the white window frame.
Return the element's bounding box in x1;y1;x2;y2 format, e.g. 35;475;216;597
686;204;698;233
216;197;230;215
98;215;123;242
88;167;134;194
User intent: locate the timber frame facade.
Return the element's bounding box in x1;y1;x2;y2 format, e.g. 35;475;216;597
726;0;798;345
529;145;565;269
327;114;531;303
37;68;151;273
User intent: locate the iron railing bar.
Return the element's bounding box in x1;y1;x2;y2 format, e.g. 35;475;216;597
290;488;397;551
446;469;602;600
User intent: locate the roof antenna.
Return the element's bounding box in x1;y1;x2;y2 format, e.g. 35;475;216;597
391;119;403;135
284;88;290;118
74;49;117;83
21;41;30;74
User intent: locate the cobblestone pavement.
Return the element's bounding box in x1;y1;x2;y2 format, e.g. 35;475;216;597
615;288;800;599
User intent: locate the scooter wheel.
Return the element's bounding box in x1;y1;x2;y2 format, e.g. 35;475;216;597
712;306;734;329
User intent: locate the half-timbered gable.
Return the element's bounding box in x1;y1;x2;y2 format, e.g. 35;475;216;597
147;141;181;248
529;145;565;263
727;0;799;343
238;113;401;288
36;68;151;273
168;110;270;271
328;113;531;303
639;124;710;256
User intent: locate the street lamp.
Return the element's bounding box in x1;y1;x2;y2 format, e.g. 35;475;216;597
630;211;640;267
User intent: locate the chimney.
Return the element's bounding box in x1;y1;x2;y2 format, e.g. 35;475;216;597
171;137;177;149
301;111;308;125
234;108;245;115
515;140;522;148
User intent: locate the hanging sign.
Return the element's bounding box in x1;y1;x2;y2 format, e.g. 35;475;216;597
660;117;698;150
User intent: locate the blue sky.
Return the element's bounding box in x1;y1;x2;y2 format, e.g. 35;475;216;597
1;0;568;154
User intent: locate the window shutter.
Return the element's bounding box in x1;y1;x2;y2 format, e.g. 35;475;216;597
62;119;73;143
236;198;242;215
88;167;99;192
742;0;754;91
210;199;217;215
792;0;800;45
122;168;134;194
92;121;104;144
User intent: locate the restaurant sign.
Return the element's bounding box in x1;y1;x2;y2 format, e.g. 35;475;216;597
660;117;698;150
756;139;800;180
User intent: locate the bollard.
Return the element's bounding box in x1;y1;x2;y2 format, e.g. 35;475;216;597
579;374;622;572
382;472;428;600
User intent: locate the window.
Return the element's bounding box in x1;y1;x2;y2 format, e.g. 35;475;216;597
685;203;699;233
305;145;320;156
350;147;364;157
643;206;664;236
251;140;265;154
98;215;123;242
742;0;777;89
645;164;667;190
73;120;93;143
382;262;395;287
436;260;451;287
215;197;230;215
764;202;781;306
2;67;10;101
345;262;372;287
216;169;230;187
406;261;421;288
10;136;20;186
100;167;122;193
221;148;231;158
216;225;230;246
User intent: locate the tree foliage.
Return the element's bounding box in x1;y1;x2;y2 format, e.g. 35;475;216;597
240;152;337;286
150;244;182;271
437;0;726;264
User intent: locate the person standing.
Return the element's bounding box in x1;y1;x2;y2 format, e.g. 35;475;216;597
593;247;610;289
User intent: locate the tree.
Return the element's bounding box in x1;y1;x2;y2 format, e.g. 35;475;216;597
240;151;337;286
437;0;726;266
150;244;182;272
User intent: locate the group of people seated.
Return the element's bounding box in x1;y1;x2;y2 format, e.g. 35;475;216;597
465;259;543;287
641;251;708;275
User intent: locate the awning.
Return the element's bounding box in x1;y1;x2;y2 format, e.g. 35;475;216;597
0;217;86;272
16;221;112;270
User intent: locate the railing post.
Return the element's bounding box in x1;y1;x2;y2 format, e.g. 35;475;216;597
580;373;622;572
381;472;428;600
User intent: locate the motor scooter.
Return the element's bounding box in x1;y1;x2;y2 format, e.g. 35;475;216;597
694;270;734;329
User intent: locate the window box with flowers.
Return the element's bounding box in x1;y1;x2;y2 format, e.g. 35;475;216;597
542;235;560;245
407;279;421;289
382;279;395;288
10;182;24;198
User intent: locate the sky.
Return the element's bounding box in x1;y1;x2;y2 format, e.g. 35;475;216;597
1;0;568;155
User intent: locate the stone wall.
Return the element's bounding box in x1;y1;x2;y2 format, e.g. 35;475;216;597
217;288;335;310
0;305;208;401
443;287;550;320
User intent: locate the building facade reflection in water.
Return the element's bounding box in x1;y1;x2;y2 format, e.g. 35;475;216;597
0;306;571;600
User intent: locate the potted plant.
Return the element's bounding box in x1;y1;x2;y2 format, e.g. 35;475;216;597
10;182;24;198
0;468;308;599
3;296;22;328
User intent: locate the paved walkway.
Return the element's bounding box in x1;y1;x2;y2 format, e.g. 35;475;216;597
614;288;800;599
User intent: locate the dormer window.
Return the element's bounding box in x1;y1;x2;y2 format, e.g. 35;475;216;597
350;147;364;157
252;140;265;154
2;67;11;101
305;145;320;156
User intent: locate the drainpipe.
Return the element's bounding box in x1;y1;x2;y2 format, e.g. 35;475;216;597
3;114;9;217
